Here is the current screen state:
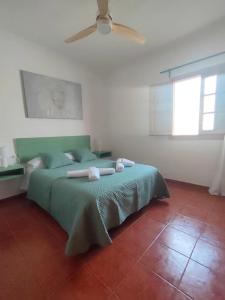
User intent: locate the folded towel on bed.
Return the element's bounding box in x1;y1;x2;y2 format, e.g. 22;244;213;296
116;161;124;172
117;158;135;167
67;167;115;179
88;167;100;181
67;169;89;178
99;168;115;175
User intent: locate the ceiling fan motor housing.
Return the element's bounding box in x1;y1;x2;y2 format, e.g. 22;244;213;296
96;15;112;34
65;0;145;44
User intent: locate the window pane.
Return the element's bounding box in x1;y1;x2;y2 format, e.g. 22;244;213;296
204;75;217;95
203;95;216;113
202;113;215;131
173;76;201;135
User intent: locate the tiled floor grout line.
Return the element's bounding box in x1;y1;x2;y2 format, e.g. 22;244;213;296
152;271;193;299
198;237;225;251
171;211;206;223
156;240;192;259
90;219;223;299
136;221;171;264
135;218;199;299
174;207;225;230
112;220;173;295
166;207;221;297
189;256;225;276
87;268;115;295
168;224;203;239
176;234;201;292
135;213;204;298
2;185;225;300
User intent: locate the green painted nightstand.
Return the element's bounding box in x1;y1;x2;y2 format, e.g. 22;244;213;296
93;151;112;159
0;164;24;181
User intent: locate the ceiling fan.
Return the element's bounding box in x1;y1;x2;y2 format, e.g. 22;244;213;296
65;0;145;44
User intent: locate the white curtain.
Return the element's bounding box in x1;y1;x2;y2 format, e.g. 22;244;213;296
209;136;225;196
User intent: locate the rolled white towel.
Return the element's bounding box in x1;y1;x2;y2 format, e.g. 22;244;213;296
118;158;135;167
88;167;100;181
116;161;124;172
67;169;89;178
99;168;115;175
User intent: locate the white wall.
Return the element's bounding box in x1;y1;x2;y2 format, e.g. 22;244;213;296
1;17;225;196
0;30;104;155
0;30;105;199
104;19;225;187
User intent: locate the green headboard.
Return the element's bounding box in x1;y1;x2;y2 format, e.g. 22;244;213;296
14;135;90;163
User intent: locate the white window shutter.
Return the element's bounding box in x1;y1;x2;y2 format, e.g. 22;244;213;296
149;83;173;135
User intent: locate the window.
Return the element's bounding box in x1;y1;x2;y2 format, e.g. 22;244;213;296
201;75;217;131
173;75;217;135
149;72;225;136
173;76;201;135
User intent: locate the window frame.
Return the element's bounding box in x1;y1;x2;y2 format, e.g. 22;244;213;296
172;74;218;137
199;74;217;134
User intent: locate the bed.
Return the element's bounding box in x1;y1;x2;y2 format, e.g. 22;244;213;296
15;136;169;256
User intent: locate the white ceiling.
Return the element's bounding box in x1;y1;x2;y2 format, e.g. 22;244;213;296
1;0;225;74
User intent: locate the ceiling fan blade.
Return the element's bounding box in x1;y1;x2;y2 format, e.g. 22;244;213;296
65;24;97;43
97;0;108;16
112;23;145;44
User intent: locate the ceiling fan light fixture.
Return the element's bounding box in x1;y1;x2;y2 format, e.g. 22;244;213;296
65;0;146;44
97;17;112;35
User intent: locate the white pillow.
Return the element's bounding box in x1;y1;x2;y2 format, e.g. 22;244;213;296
27;156;44;170
64;152;75;161
22;157;44;190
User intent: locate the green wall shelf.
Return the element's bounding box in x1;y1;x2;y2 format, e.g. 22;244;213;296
93;151;112;158
0;164;24;181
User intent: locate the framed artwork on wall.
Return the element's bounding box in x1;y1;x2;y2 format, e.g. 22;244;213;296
20;70;83;120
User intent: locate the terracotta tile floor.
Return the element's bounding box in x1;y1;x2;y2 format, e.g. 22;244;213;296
1;180;225;300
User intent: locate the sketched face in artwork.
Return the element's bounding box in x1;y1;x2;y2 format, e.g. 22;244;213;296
21;71;83;119
51;90;65;110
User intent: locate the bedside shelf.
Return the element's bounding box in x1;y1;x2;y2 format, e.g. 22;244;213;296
93;151;112;158
0;164;24;181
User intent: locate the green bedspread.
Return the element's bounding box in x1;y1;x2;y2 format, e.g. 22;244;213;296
27;159;169;255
